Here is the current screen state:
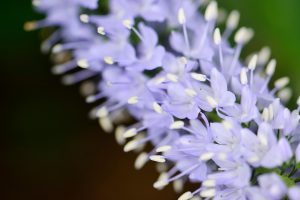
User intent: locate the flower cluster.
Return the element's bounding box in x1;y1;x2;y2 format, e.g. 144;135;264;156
26;0;300;199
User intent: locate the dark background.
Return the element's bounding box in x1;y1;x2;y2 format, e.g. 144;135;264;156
1;0;300;199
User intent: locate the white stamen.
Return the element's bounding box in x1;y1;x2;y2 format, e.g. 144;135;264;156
226;10;240;30
258;134;268;146
234;27;254;44
278;88;292;102
266;59;277;76
150;155;166;163
268;104;274;121
248;155;260;163
218;153;227;161
96;107;108;118
134;152;148;170
156;145;172;153
127;96;139;104
156;163;168;173
173;179;184;193
248;54;258;70
124;140;139;152
258;46;271;66
275;77;290;89
80;14;89;23
206;96;218;108
185;88;197;97
98;117;113;133
166;73;179;82
115;126;126;145
262;108;269;122
123;128;138;138
213;28;222;45
179;57;188;65
170;121;184;129
122;19;133;29
200;152;214;161
297;96;300;106
240;68;248;85
32;0;41;7
152;102;163;114
205;1;218;21
190;73;207;82
153;173;169;189
200;188;216;198
77;59;89;68
202;179;216;187
178;191;193;200
103;56;114;65
222;120;233;130
97;26;106;35
178;8;186;25
52;44;63;54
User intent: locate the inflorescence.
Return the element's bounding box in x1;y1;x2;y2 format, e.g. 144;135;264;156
26;0;300;199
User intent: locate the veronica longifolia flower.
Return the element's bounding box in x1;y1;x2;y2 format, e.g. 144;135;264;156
27;0;300;199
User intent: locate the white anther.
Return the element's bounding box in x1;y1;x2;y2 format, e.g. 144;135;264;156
178;8;186;25
266;59;277;76
153;174;169;189
122;19;133;29
202;179;216;187
179;56;188;65
127;96;139;104
134;152;148;170
115;126;126;145
226;10;240;30
52;44;63;53
240;68;248;85
262;108;269;122
218;153;228;161
152;102;163;114
170;121;184;129
166;73;179;82
206;96;218;108
97;26;106;35
150;155;166;163
248;155;260;163
222;120;233;130
200;152;214;161
278;88;292;102
124;140;139;152
234;27;254;44
103;56;114;65
190;73;207;82
268;104;274;121
178;191;193;200
248;54;258;70
275;77;290;89
77;59;89;68
297;96;300;106
98;117;113;133
205;1;218;21
32;0;41;7
96;107;108;118
258;46;271;65
80;14;89;23
123;128;138;138
173;179;184;193
213;28;222;45
185;88;197;97
200;188;216;198
156;145;172;153
258;134;268;146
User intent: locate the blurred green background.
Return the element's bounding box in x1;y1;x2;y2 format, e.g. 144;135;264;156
1;0;300;199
